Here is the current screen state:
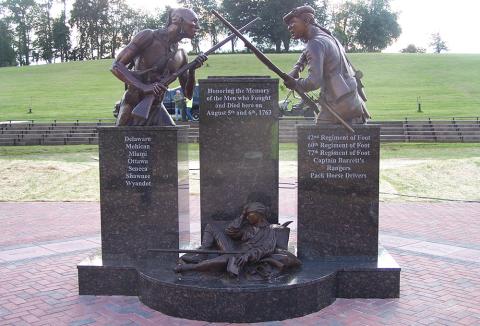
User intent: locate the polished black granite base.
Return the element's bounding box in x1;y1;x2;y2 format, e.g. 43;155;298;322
297;125;381;260
97;126;189;262
78;248;400;322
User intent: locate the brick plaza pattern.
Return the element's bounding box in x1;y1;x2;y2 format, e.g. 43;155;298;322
1;198;479;325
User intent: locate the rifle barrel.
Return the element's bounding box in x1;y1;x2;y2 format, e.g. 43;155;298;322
204;18;260;56
148;248;244;255
132;18;259;120
164;18;260;85
211;10;287;80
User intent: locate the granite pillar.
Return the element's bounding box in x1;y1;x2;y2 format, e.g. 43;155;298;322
297;124;380;260
79;122;400;317
98;126;189;259
199;77;279;230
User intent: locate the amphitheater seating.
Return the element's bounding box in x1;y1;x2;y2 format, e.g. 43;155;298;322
0;117;479;145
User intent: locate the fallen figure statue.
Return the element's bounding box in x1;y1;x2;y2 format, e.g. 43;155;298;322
174;202;301;279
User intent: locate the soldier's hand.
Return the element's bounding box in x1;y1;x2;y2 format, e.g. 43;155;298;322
192;53;208;70
288;69;300;79
241;207;248;219
235;254;248;268
284;75;298;90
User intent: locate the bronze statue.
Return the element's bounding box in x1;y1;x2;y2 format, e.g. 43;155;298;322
211;9;355;132
174;202;301;278
283;6;370;124
111;8;207;126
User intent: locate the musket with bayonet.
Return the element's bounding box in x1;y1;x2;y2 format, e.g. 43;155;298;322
130;18;260;120
211;10;354;133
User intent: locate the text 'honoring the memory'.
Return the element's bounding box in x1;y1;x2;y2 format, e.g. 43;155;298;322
204;86;273;118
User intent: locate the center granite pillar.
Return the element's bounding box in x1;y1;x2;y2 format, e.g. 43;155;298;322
199;77;279;230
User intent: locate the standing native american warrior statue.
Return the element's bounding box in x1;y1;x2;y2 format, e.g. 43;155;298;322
111;8;207;126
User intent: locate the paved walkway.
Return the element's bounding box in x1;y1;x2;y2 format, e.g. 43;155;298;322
1;199;480;325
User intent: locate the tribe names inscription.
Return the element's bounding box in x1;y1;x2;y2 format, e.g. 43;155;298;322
205;86;273;118
306;133;372;180
124;136;152;187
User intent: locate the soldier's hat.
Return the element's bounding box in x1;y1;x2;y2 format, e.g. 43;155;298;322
283;5;315;24
244;202;267;216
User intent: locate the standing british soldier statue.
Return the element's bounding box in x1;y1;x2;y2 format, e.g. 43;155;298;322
283;6;370;124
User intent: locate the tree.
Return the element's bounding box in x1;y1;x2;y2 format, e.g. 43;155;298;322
52;11;70;62
33;0;54;63
2;0;37;65
220;0;258;52
70;0;109;60
332;0;400;52
95;0;109;59
0;18;17;66
178;0;222;53
355;0;401;52
221;0;325;52
69;0;92;60
107;0;132;58
117;6;143;47
356;0;402;52
430;32;448;53
105;2;169;59
255;0;317;52
138;6;170;30
252;0;289;52
331;0;363;51
401;44;425;53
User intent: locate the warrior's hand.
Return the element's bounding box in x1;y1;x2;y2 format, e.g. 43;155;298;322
191;53;208;70
153;82;167;96
143;82;167;96
283;75;298;90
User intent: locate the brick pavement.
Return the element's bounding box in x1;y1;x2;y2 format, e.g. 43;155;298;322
380;203;480;250
1;200;480;325
0;202;100;248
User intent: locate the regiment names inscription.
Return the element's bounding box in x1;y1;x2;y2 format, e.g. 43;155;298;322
305;133;372;181
297;125;380;259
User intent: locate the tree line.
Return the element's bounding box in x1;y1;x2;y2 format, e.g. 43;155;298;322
0;0;401;67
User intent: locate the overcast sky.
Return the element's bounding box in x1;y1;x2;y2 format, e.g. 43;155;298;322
127;0;480;53
386;0;480;53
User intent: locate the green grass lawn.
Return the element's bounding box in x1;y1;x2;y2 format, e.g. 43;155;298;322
0;144;98;162
1;53;479;121
1;143;479;202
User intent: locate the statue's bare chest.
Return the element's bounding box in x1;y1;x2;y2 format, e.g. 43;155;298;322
135;39;185;75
